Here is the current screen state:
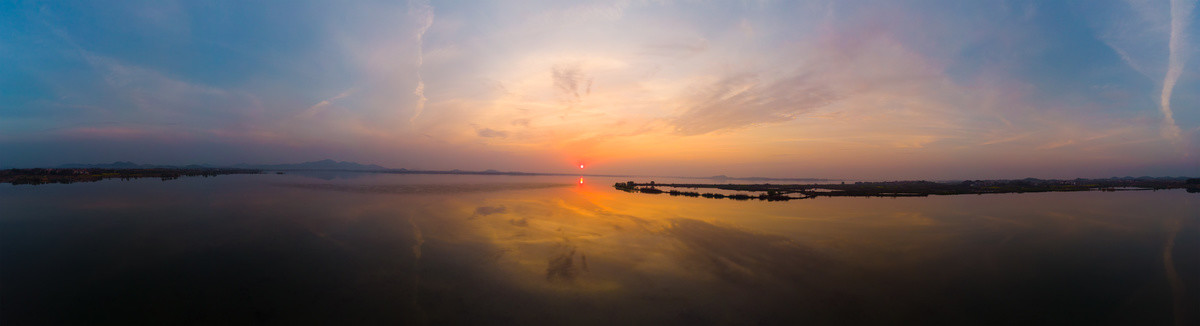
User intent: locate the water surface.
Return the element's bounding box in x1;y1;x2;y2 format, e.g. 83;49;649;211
2;173;1197;325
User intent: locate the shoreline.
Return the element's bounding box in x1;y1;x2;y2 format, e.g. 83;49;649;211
0;168;262;185
614;178;1200;201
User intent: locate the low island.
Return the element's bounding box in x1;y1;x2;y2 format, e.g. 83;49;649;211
1;168;262;185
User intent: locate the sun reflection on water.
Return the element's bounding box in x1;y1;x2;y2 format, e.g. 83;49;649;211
1;174;1195;325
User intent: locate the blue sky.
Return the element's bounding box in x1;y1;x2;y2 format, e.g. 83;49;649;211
1;0;1197;179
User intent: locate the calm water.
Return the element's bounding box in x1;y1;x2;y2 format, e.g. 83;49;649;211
2;173;1197;325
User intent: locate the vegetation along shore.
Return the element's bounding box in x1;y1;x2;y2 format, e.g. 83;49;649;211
1;168;262;185
614;177;1200;201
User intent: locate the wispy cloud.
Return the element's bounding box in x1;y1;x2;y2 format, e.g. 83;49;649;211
1089;0;1194;144
670;73;838;135
1160;0;1194;142
551;63;590;100
476;127;509;139
409;0;435;124
299;89;355;119
534;0;633;24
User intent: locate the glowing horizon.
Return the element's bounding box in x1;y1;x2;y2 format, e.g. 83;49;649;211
1;1;1198;179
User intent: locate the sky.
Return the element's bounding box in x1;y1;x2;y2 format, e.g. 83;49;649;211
1;0;1199;179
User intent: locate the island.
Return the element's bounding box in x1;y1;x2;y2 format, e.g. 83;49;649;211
1;168;262;185
614;177;1200;201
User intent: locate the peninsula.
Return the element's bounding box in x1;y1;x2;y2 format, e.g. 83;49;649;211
614;177;1200;201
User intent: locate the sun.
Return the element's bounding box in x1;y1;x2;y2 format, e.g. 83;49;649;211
579;164;585;169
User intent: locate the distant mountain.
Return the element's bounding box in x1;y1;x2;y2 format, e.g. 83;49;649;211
235;159;388;171
57;159;388;171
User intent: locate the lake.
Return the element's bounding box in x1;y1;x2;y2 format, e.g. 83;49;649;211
2;173;1197;325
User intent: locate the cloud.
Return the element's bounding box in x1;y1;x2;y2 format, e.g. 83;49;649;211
640;38;709;57
1088;0;1193;144
51;51;266;138
670;73;838;135
476;127;509;138
410;0;435;124
62;127;161;140
551;63;590;100
299;89;355;119
535;0;633;24
1160;0;1195;142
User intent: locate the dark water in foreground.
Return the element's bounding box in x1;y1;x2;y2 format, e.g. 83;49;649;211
2;173;1197;325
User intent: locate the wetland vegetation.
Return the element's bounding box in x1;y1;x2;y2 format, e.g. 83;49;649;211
0;168;261;185
615;177;1200;200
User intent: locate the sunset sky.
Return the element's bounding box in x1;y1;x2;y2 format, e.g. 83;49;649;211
2;0;1198;179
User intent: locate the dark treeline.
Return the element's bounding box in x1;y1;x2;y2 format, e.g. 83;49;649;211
613;181;802;201
616;177;1200;201
1;168;261;185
